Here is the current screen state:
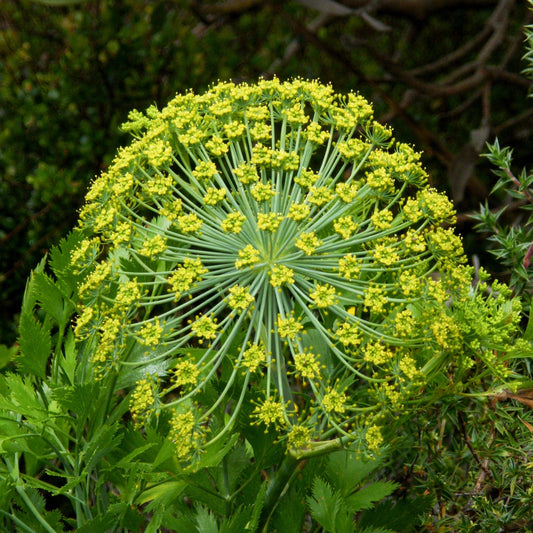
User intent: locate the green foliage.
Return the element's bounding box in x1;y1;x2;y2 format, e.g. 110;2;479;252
471;139;533;307
307;450;403;533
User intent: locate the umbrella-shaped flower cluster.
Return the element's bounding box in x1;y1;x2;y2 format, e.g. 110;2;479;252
71;79;517;461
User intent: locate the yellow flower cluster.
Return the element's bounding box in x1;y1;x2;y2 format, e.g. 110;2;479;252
70;78;520;462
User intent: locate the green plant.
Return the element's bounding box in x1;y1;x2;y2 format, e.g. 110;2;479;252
72;78;525;459
472;139;533;310
1;79;530;531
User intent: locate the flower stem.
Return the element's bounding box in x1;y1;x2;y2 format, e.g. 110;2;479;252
258;453;302;532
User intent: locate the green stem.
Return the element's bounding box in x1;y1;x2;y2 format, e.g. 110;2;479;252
5;457;57;533
289;437;346;461
258;453;302;532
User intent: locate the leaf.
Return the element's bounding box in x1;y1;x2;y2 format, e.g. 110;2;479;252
358;495;434;532
51;382;100;421
5;485;66;533
0;344;18;370
195;505;219;533
270;484;307;533
302;328;336;379
136;479;188;506
246;481;267;532
177;470;227;516
58;329;77;384
345;481;399;513
48;230;85;295
239;407;283;467
0;373;47;422
32;269;73;329
326;448;385;498
115;441;158;470
190;432;239;472
220;505;253;533
79;423;123;473
17;312;51;379
307;477;350;533
17;273;52;379
114;337;176;390
215;440;251;494
75;504;125;533
143;506;165;533
150;430;178;470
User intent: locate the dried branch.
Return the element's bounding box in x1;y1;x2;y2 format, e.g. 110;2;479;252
191;0;264;16
343;0;500;19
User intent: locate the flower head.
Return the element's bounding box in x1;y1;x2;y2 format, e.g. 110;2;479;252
72;78;522;461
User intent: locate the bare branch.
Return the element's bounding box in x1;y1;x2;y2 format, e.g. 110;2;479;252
192;0;264;16
343;0;499;19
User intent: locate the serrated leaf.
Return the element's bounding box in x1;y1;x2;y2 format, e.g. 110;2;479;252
345;481;398;513
270;484;307;533
220;505;252;533
20;258;45;314
48;230;86;295
148;429;176;470
246;481;267;532
215;441;250;494
115;337;176;390
358;495;434;531
115;441;157;469
58;329;77;384
307;477;348;533
302;328;335;378
17;299;52;380
0;344;18;369
0;373;47;421
143;506;165;533
32;269;73;328
80;423;122;473
75;506;123;533
195;505;219;533
190;432;239;472
51;382;100;421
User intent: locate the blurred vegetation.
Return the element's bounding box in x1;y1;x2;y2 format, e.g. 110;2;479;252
1;0;533;530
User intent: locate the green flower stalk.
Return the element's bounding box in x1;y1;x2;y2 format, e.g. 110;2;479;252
71;78;522;462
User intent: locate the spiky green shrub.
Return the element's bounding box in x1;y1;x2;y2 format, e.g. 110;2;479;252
71;78;525;465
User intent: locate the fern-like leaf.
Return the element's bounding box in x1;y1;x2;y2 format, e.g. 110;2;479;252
307;477;352;533
345;481;398;513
